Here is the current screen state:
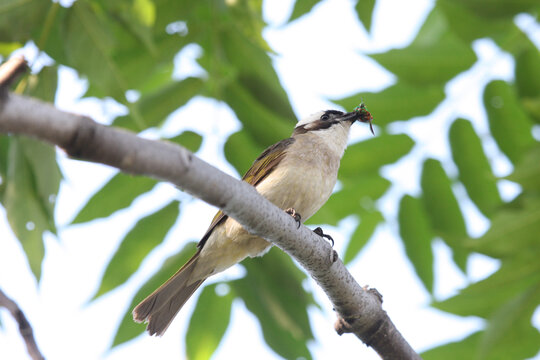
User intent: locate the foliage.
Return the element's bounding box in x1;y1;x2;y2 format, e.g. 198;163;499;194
1;0;540;359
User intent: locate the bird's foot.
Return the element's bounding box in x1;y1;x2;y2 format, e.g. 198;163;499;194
313;227;334;247
285;208;301;228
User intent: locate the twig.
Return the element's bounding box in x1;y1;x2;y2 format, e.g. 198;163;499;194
0;56;28;92
0;93;421;359
0;288;45;360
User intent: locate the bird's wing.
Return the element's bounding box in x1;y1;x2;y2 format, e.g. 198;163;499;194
197;137;296;249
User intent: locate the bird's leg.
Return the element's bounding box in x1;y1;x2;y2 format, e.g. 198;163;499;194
313;227;334;247
285;208;301;228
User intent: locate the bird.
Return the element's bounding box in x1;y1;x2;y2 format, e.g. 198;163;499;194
133;107;374;335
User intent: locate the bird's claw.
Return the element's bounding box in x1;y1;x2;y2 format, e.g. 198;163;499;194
313;227;334;247
285;208;301;228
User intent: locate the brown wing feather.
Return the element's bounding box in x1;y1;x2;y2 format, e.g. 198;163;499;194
197;137;295;249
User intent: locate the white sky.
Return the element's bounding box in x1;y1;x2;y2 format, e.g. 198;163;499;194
1;0;539;359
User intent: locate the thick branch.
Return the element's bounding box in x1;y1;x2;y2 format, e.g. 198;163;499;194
0;288;45;360
0;93;420;359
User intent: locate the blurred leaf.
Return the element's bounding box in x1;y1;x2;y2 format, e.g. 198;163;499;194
113;77;204;131
71;173;157;224
335;83;445;126
434;253;540;318
508;144;540;191
515;48;540;99
0;42;22;56
94;200;179;298
232;248;314;360
0;0;50;42
448;0;539;19
0;136;8;197
4;138;52;279
483;80;535;164
478;285;540;360
113;241;198;346
63;1;127;100
339;134;415;177
167;131;203;153
307;175;390;225
370;9;476;86
186;283;233;360
355;0;376;33
398;195;434;293
422;331;482;360
24;66;58;103
449;119;502;217
224;130;264;176
343;210;383;264
288;0;323;22
420;159;468;271
465;197;540;258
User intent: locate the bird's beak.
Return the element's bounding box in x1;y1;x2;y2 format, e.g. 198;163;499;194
338;111;362;123
339;109;375;135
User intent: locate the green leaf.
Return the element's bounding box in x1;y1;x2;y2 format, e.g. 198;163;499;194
447;0;540;19
24;66;58;103
483;80;535;164
420;159;468;271
478;285;540;360
449;119;502;217
71;173;157;224
398;195;434;293
113;241;198;347
3;138;53;279
0;0;50;42
186;283;233;360
232;248;314;360
422;331;482;360
113;77;204;131
515;48;540;99
343;210;383;264
288;0;323;22
307;175;390;225
434;253;540;318
224;130;264;176
370;9;476;86
508;144;540;191
335;83;445;126
465;197;540;258
339;134;415;177
167;131;203;153
94;200;179;298
63;1;127;100
0;42;22;56
355;0;376;33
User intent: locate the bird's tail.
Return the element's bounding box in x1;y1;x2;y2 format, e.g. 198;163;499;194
133;249;206;336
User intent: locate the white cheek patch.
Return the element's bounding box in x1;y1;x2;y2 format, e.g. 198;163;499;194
296;111;325;127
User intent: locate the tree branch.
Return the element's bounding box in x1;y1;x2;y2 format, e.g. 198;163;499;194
0;288;45;360
0;92;420;359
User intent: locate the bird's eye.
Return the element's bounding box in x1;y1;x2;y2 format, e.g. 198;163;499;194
320;114;330;121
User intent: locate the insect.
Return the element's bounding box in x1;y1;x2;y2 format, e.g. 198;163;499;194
354;102;374;135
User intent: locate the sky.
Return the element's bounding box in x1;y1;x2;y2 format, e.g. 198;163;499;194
1;0;539;359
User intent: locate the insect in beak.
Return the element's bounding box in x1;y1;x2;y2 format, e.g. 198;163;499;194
354;103;375;135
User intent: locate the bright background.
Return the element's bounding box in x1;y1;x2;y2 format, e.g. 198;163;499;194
1;0;539;359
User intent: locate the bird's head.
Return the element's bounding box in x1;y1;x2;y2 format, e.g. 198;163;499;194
293;110;362;136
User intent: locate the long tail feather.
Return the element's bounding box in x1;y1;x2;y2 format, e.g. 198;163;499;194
133;249;206;336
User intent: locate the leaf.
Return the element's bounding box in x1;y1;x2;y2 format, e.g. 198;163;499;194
231;248;314;360
434;253;540;318
113;242;198;347
355;0;376;33
420;159;468;271
167;131;203;153
0;42;22;56
24;65;58;103
449;118;502;217
3;138;52;279
224;130;264;176
307;175;390;225
0;0;50;42
465;197;540;258
343;210;383;264
71;173;157;224
339;134;415;177
186;283;234;360
398;195;434;293
447;0;540;19
483;80;535;164
515;47;540;99
507;144;540;191
370;9;476;85
93;200;179;298
335;83;445;126
422;331;482;360
478;285;540;360
113;77;204;131
288;0;323;22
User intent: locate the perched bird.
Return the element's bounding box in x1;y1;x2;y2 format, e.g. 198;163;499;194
133;108;373;335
